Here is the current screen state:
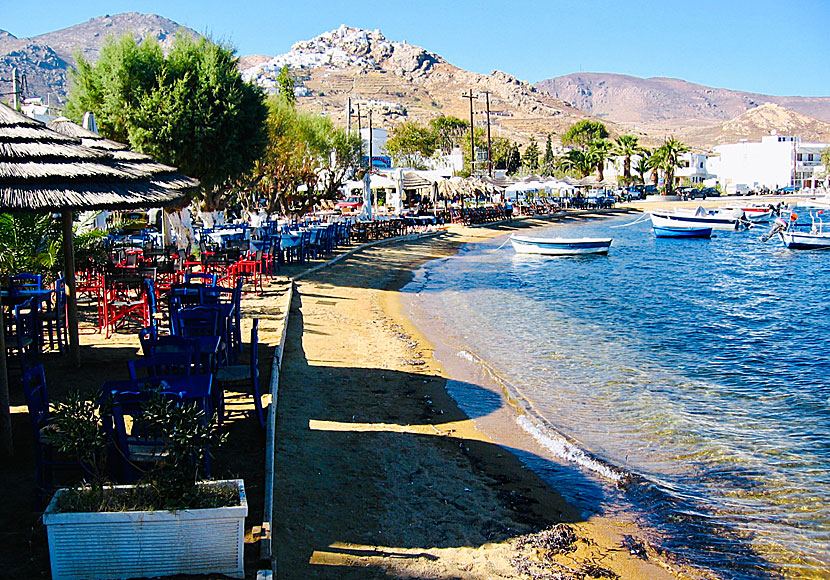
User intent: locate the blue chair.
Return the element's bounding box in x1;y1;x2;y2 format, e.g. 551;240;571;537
22;365;85;501
40;277;67;354
184;272;218;287
216;318;264;428
128;353;195;381
9;272;42;294
102;389;195;484
6;298;38;374
172;306;221;339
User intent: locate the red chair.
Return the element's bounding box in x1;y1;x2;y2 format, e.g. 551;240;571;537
104;275;149;337
232;252;263;295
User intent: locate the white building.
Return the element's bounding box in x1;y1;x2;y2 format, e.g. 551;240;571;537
708;135;829;192
676;151;712;184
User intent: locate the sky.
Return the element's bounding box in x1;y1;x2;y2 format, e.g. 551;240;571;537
3;0;829;97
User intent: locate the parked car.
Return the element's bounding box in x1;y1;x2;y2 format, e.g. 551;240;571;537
335;196;363;211
700;187;720;197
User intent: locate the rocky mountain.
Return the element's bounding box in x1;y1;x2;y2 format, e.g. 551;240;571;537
680;103;830;146
0;13;194;106
4;14;829;150
240;25;618;148
536;72;830;129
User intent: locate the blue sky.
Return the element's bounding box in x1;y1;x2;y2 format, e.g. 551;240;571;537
3;0;829;97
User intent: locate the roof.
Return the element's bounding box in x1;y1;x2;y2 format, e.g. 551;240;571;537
0;104;198;212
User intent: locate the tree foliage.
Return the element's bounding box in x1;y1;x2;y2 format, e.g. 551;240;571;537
238;96;362;216
613;134;644;185
66;34;268;211
522;137;540;172
561;120;609;151
429;116;468;155
385;122;437;169
653;137;690;195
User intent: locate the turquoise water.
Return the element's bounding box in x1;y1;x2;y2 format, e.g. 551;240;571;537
404;215;830;579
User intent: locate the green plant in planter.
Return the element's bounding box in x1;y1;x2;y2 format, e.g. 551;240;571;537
46;389;229;513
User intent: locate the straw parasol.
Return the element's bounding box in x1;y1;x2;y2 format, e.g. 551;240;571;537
0;103;198;455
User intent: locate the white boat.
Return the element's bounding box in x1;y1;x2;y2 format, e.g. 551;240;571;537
761;211;830;250
651;206;750;230
510;234;612;255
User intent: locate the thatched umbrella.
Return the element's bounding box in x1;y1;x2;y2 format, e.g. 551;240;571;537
0;103;198;455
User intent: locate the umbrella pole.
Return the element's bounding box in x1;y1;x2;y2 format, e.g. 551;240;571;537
62;212;80;368
0;290;12;457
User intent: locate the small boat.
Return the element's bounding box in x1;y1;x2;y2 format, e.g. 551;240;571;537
510;234;612;255
651;207;750;230
780;230;830;250
653;225;713;238
761;211;830;250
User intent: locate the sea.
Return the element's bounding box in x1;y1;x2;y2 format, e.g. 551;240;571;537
402;213;830;580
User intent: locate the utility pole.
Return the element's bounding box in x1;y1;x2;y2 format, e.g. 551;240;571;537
12;68;19;111
461;89;476;207
484;91;493;177
356;103;362;136
346;97;352;135
368;109;373;171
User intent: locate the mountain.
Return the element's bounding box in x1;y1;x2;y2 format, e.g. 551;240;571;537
535;72;830;129
4;15;829;150
681;103;830;146
239;25;611;148
0;13;195;106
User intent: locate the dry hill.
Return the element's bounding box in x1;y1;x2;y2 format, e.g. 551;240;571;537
536;72;830;129
0;13;194;106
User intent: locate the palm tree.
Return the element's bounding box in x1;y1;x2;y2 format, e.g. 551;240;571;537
633;149;651;185
613;135;643;186
587;139;613;182
556;149;592;178
655;137;690;195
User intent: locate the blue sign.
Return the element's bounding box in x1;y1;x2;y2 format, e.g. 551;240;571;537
363;155;392;169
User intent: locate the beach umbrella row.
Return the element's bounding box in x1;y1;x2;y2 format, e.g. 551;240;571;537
0;102;198;455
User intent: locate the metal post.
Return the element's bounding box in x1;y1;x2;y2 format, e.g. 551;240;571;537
62;211;81;368
12;68;19;111
346;97;352;135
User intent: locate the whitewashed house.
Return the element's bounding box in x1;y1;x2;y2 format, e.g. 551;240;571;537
708;135;829;192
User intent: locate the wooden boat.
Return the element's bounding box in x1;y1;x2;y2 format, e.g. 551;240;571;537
510;234;612;255
653;225;713;238
650;207;749;231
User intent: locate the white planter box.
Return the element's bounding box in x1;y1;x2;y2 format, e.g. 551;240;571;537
43;479;247;580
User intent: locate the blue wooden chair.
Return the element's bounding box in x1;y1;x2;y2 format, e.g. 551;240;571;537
6;297;38;374
22;365;85;502
171;306;220;339
184;272;218;286
39;277;67;354
216;318;264;428
128;353;195;381
9;272;42;294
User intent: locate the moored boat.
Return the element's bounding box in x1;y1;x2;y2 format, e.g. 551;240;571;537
651;206;750;230
653;225;713;238
761;211;830;250
510;234;612;255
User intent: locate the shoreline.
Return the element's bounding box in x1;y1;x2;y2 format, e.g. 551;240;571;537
274;210;696;579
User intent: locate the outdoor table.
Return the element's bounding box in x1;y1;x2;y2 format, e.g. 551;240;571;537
152;334;222;374
0;288;54;309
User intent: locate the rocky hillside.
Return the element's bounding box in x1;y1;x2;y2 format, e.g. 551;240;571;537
536;72;830;129
679;103;830;146
4;14;829;150
0;13;194;106
240;25;610;148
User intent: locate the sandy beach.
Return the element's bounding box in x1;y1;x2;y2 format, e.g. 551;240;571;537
272;210;699;579
3;200;780;578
